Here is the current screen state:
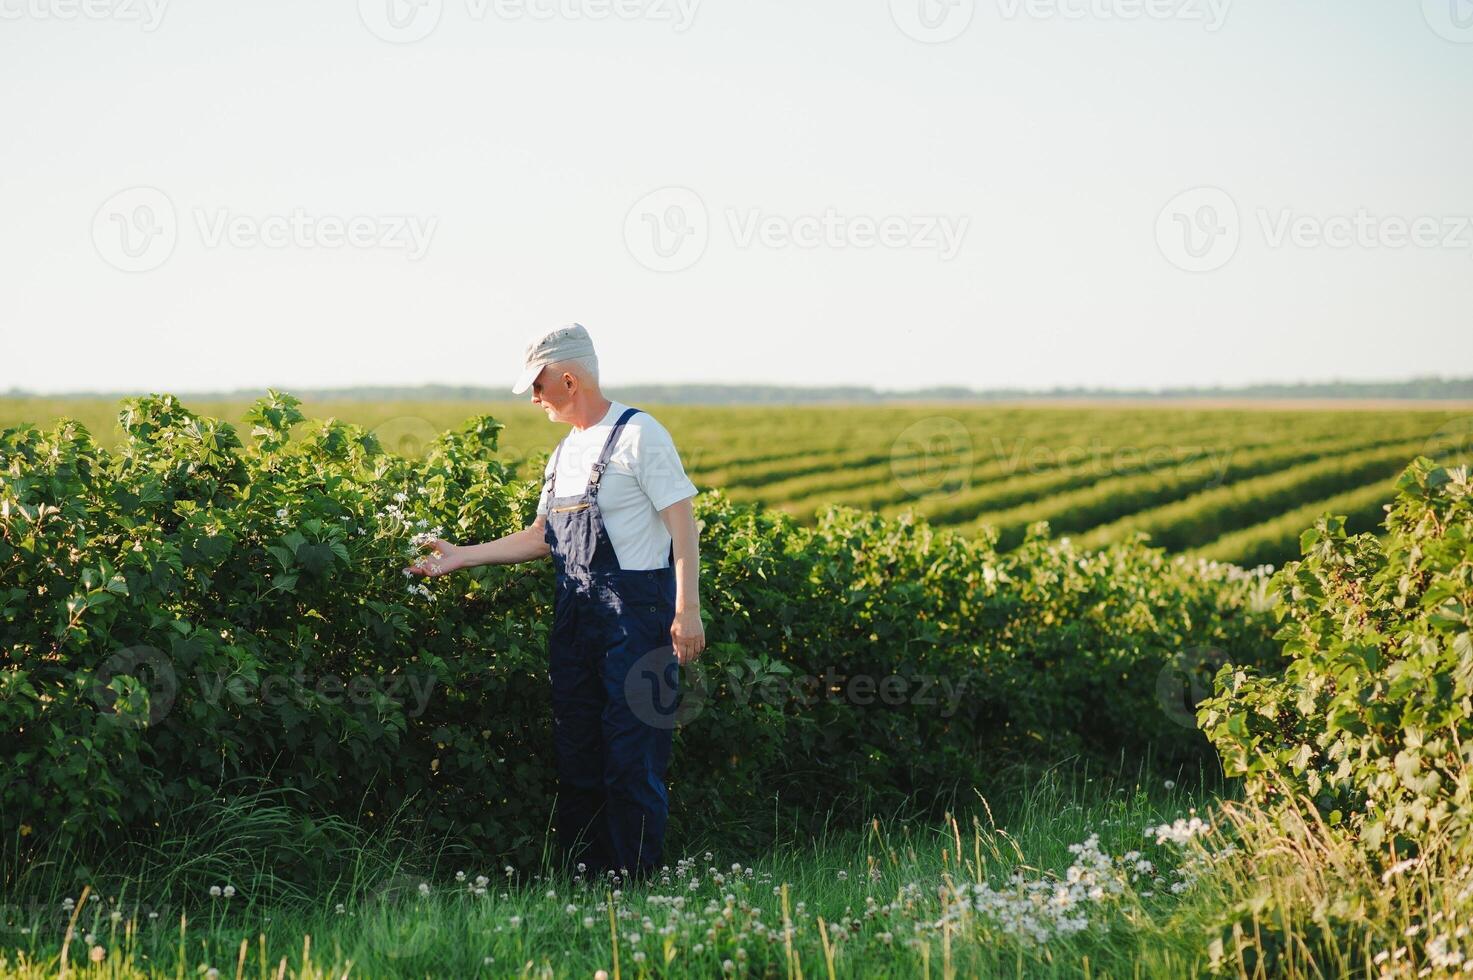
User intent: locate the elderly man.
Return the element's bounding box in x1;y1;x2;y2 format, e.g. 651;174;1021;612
406;323;704;880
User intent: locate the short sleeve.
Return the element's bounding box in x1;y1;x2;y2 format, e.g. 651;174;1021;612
632;419;697;511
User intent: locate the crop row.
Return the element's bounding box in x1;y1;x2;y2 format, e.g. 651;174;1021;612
1073;440;1428;552
958;434;1428;549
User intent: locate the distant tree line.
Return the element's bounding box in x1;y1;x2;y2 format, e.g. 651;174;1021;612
5;377;1472;404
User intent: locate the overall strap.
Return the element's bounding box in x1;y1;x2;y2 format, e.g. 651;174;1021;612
588;407;641;496
544;436;568;498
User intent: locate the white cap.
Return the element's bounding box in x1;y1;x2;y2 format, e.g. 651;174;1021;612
512;323;597;394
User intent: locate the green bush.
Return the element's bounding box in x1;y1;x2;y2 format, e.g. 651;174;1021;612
1199;458;1473;857
2;392;1279;871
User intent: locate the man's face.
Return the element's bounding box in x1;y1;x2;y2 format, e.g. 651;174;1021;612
529;365;575;422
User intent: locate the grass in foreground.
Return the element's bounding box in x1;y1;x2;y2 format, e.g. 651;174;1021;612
13;757;1464;979
1;761;1239;978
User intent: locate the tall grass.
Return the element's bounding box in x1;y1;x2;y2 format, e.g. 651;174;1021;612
6;761;1460;977
1;759;1228;978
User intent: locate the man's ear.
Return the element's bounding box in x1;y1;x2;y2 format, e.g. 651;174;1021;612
562;372;577;392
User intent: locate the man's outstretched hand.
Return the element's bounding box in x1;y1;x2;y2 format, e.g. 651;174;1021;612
403;538;464;578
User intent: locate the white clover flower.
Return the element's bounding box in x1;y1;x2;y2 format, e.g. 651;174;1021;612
205;969;219;980
335;903;345;915
1149;816;1211;846
276;508;289;519
209;886;222;898
418;882;430;896
508;915;522;928
222;885;235;898
84;933;96;944
583;916;595;928
455;870;466;882
1427;935;1465;969
109;910;122;924
1163;780;1176;790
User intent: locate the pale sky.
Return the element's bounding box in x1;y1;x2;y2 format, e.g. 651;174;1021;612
3;0;1470;395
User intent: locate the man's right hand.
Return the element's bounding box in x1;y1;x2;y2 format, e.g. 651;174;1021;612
404;538;463;578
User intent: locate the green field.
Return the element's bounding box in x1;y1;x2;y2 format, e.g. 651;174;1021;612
4;396;1466;569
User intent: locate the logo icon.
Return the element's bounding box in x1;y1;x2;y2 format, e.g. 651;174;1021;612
358;0;443;43
623;187;709;273
1423;0;1473;42
1155;646;1222;730
371;415;442;459
891;416;973;499
92;187;177;273
90;645;178;727
624;644;708;729
1422;416;1473;471
890;0;975;43
1156;186;1240;273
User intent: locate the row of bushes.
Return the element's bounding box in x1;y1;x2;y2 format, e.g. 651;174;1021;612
1197;458;1473;971
2;393;1282;872
1078;440;1421;554
968;432;1419;549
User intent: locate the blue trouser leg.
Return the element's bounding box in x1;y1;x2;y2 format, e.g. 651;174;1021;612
549;585;612;874
600;587;675;876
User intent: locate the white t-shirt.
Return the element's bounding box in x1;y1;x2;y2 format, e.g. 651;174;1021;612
537;402;698;570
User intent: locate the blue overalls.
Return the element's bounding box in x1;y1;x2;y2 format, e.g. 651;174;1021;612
543;407;677;878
